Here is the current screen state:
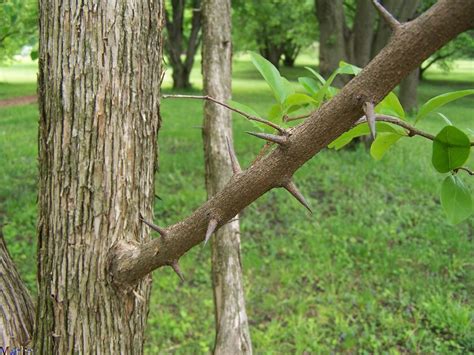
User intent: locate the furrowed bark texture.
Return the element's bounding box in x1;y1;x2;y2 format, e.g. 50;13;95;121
0;230;35;348
202;0;252;354
111;0;474;285
36;1;163;353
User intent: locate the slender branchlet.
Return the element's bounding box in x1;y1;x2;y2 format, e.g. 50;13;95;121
363;102;377;140
246;131;289;146
225;136;242;174
283;181;312;214
204;218;218;245
162;94;285;133
371;0;401;31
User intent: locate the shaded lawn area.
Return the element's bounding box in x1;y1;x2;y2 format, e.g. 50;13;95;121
0;58;472;353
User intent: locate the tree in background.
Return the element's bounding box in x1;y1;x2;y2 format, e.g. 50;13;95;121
316;0;421;111
0;0;37;62
165;0;202;89
202;0;252;352
232;0;316;68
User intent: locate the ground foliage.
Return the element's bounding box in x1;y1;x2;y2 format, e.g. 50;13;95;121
0;58;472;353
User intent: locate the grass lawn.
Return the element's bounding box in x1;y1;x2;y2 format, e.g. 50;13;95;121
0;57;473;353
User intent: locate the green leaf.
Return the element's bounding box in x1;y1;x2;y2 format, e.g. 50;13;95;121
338;61;362;75
370;133;404;160
375;92;405;119
304;67;326;85
440;175;472;225
437;112;453;126
416;89;474;123
227;100;265;131
298;77;320;97
283;93;317;111
268;104;284;123
432;126;471;173
249;52;294;103
328;122;406;150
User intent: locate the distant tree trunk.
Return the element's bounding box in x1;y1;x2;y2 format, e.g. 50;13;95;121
316;0;346;79
202;0;252;354
35;1;163;352
0;229;35;348
352;0;376;67
399;67;420;113
259;41;283;69
283;42;300;67
165;0;202;89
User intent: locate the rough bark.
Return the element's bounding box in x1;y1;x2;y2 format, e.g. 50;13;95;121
111;0;474;285
36;1;163;353
202;1;252;354
0;229;35;348
165;0;202;89
315;0;346;78
399;67;420;113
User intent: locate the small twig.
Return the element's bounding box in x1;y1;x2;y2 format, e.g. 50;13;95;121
162;94;285;133
454;167;474;176
284;112;312;122
355;114;436;141
372;0;401;31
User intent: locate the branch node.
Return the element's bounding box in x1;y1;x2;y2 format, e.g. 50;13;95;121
170;260;185;282
372;0;401;31
204;218;218;245
225;136;242;174
246;131;288;146
363;102;377;140
139;213;167;238
283;181;312;214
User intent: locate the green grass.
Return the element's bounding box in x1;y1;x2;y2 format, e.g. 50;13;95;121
0;57;473;353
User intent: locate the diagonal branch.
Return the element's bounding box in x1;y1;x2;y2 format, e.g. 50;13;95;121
110;0;474;286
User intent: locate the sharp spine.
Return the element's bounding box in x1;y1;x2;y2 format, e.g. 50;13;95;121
225;136;242;174
204;218;218;245
363;102;377;140
170;260;184;282
246;131;288;146
284;181;312;213
139;213;167;237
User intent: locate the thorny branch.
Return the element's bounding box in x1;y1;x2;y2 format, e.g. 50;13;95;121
110;0;474;286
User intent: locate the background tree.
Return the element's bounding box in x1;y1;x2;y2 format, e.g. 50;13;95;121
316;0;421;111
233;0;316;68
202;0;252;353
165;0;202;89
0;0;37;63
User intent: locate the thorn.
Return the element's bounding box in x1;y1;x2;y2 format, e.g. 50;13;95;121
139;213;167;237
283;181;312;214
225;136;242;174
155;194;162;201
363;102;376;140
204;218;218;245
246;131;288;146
170;260;184;282
371;0;401;31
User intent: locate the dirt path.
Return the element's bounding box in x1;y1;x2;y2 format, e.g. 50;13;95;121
0;95;37;108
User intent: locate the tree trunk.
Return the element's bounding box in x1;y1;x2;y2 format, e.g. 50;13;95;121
399;67;420;113
165;0;202;89
35;1;163;353
316;0;346;79
352;0;376;67
202;0;252;353
0;229;35;349
259;42;282;69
